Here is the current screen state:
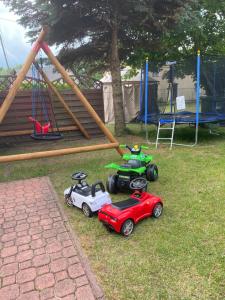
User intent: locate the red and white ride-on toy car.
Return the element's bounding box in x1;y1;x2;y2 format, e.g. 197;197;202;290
98;178;163;236
64;172;112;217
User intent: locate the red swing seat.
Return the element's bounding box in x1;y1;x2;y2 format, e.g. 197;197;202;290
28;117;51;134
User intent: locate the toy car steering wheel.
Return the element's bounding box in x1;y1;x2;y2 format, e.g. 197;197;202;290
129;178;147;191
71;172;87;181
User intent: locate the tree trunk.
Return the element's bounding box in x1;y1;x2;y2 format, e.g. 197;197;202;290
110;22;126;136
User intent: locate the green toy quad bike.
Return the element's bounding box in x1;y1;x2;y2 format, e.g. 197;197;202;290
105;144;158;193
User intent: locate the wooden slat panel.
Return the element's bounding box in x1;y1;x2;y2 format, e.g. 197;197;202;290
0;88;104;140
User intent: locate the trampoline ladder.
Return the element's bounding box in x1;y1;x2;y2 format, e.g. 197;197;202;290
156;119;175;149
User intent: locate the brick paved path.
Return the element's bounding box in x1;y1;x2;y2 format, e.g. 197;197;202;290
0;177;104;300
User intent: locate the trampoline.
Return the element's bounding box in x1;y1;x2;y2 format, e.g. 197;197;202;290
138;52;225;146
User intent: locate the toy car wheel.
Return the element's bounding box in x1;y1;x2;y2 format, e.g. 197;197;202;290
152;203;163;218
64;195;73;207
106;175;118;194
82;203;93;218
121;219;134;237
103;224;114;233
146;164;158;181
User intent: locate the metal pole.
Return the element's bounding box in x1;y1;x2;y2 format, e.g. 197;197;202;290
195;50;201;144
139;68;143;114
144;58;149;125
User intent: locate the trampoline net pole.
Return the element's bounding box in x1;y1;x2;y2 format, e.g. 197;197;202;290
195;50;201;145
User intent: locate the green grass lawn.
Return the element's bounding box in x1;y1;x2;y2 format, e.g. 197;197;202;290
0;124;225;300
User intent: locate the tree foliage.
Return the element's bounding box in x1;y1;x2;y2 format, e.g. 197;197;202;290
3;0;190;135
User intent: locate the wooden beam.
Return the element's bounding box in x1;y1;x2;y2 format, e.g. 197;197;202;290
0;142;119;163
0;29;47;124
34;63;90;139
40;39;123;156
0;125;78;137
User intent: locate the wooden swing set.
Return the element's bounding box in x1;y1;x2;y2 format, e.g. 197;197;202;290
0;28;123;163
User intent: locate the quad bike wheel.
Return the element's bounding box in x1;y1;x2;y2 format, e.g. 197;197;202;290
82;203;93;218
106;175;118;194
146;164;158;181
64;195;73;207
152;203;163;218
121;219;134;236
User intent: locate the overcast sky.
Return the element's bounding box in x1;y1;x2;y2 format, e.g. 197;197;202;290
0;2;32;68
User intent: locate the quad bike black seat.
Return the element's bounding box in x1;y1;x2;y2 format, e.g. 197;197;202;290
121;159;142;169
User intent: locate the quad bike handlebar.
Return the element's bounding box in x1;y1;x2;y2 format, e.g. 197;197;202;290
119;144;149;152
91;181;106;197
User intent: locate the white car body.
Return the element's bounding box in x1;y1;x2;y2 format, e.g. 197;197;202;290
64;186;112;212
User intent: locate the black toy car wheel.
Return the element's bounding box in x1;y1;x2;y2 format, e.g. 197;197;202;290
106;175;118;194
146;164;158;181
65;195;73;207
121;219;134;236
152;203;163;218
103;224;114;233
82;203;93;218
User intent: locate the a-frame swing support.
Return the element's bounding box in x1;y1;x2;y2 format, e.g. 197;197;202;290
0;28;123;163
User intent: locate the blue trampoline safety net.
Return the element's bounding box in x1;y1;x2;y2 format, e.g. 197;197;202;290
139;55;225;124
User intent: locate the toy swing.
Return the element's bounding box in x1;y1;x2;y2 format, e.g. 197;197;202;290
29;63;62;140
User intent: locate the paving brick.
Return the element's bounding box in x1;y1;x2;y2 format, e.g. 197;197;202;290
27;215;40;223
20;280;34;294
68;263;85;279
75;275;89;287
50;250;62;261
3;255;16;265
17;267;36;283
17;230;28;237
40;287;54;300
31;238;46;250
76;285;95;300
62;240;73;248
4;240;14;248
15;214;28;221
17;250;33;262
43;229;57;239
40;218;53;226
2;274;16;286
34;247;45;256
54;278;76;298
55;270;68;282
20;260;32;270
0;284;19;299
50;257;67;273
37;265;49;275
46;240;62;254
32;233;42;240
2;220;16;229
15;223;29;232
4;210;16;218
1;232;16;242
35;272;55;290
18;290;39;300
63;246;77;258
18;244;30;252
68;256;80;265
0;262;18;276
62;295;76;300
16;235;31;246
1;245;18;258
33;254;50;267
